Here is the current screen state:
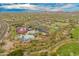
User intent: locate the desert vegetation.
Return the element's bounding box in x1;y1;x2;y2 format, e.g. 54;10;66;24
0;12;79;56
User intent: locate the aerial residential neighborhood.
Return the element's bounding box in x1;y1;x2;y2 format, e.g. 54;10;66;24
0;3;79;56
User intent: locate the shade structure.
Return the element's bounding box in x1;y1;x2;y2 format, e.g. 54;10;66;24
16;27;28;34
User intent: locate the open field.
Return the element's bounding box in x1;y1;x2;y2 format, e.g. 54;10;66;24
57;41;79;56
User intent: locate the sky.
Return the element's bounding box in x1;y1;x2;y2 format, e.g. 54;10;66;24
0;3;79;12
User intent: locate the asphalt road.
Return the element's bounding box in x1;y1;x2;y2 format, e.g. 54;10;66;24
0;20;9;41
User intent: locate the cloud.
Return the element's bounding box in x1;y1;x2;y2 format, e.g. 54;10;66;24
61;4;74;8
0;3;38;10
48;4;74;12
0;3;77;12
0;3;57;11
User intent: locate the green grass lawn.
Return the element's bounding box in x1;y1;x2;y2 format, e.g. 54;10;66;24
57;42;79;56
71;27;79;40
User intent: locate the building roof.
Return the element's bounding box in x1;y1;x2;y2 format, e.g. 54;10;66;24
16;27;28;34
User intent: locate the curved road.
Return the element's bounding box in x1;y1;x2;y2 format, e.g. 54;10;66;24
0;20;9;41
